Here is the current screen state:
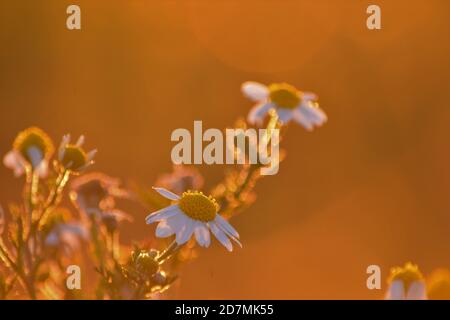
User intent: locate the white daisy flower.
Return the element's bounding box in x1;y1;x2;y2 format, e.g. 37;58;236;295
58;134;97;172
3;127;54;178
241;81;327;130
385;262;427;300
146;187;241;252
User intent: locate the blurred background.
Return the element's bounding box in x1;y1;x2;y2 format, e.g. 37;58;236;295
1;0;450;299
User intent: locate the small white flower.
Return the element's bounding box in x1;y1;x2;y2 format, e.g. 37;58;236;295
242;81;327;130
146;187;241;252
385;262;427;300
3;150;27;177
3;127;54;178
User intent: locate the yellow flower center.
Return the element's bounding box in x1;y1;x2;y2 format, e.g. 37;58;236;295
61;145;87;171
13;127;54;164
389;262;424;292
268;83;302;109
178;191;218;222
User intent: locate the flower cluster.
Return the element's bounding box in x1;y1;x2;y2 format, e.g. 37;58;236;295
385;262;450;300
0;81;328;299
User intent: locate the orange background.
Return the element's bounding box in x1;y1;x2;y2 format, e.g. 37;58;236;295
1;0;450;299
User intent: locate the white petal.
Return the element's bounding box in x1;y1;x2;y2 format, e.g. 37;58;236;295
76;135;85;147
406;281;427;300
86;149;97;162
300;103;327;125
58;134;71;160
152;187;180;201
156;221;175;238
292;110;314;131
214;215;239;239
145;205;180;224
26;146;43;168
194;222;211;247
386;280;406;300
218;224;242;248
165;213;188;234
36;160;49;178
241;81;269;101
276;108;294;124
175;216;195;245
209;221;232;252
302;92;318;102
216;223;242;248
247;102;272;125
3;151;25;177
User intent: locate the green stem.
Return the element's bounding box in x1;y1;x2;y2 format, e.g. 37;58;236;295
38;169;70;225
157;241;180;264
0;240;36;299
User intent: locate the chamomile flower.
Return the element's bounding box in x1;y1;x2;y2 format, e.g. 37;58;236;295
241;81;327;130
386;262;427;300
58;135;96;173
146;187;241;252
3;127;54;177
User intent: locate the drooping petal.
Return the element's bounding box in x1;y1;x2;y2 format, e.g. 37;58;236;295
241;81;269;101
293;103;327;131
302;92;318;102
35;160;49;178
209;221;233;252
300;103;327;125
217;224;242;248
276;108;294;124
145;204;180;224
152;187;180;201
292;110;314;131
194;222;211;248
406;281;427;300
26;146;44;168
3;150;25;177
175;217;195;245
214;214;239;239
156;221;175;238
165;213;188;234
247;102;273;125
385;280;406;300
